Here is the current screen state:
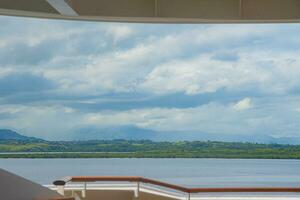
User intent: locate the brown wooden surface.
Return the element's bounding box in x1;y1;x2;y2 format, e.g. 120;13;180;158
35;198;74;200
188;187;300;193
53;176;300;194
71;176;140;182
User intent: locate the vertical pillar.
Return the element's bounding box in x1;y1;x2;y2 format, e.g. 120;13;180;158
239;0;243;19
82;182;87;198
57;185;65;196
74;192;82;200
134;181;139;198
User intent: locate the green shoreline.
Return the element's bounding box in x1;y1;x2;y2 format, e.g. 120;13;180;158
1;152;300;159
1;140;300;159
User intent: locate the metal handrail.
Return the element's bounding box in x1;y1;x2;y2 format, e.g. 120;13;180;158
53;176;300;194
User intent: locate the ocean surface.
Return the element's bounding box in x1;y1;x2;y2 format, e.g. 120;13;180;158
1;158;300;187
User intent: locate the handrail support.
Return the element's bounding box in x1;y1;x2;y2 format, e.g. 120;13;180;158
134;181;140;198
82;182;87;198
57;185;65;196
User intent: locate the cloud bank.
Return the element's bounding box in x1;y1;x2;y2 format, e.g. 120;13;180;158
1;16;300;140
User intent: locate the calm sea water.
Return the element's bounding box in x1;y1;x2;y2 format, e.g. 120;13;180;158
1;158;300;187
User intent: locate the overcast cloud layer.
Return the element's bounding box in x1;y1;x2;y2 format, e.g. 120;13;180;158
1;16;300;140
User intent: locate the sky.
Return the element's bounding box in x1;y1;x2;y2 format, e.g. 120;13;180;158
1;16;300;140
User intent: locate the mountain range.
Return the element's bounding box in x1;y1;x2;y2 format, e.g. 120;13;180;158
65;125;300;145
0;129;42;141
2;127;300;144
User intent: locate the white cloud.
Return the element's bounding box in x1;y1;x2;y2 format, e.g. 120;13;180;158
141;50;300;96
64;107;76;113
0;105;82;139
2;17;300;139
233;98;253;111
5;22;290;97
0;67;15;78
0;105;27;114
82;102;253;134
106;25;135;43
141;54;262;95
2;96;300;138
78;96;300;137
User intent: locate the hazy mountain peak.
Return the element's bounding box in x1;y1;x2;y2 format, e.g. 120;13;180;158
0;129;42;141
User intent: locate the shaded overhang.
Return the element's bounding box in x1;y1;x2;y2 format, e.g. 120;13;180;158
0;0;300;23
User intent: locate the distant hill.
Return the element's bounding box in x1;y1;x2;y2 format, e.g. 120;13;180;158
67;125;158;141
67;125;216;141
2;127;300;145
0;129;42;141
65;125;300;144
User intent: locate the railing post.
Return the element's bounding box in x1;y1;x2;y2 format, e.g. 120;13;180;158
74;192;82;200
57;185;65;196
82;182;87;198
187;192;190;200
134;181;140;198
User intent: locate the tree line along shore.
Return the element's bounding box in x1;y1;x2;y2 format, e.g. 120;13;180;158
1;140;300;159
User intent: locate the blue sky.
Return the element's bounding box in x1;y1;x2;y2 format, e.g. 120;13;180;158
1;16;300;140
